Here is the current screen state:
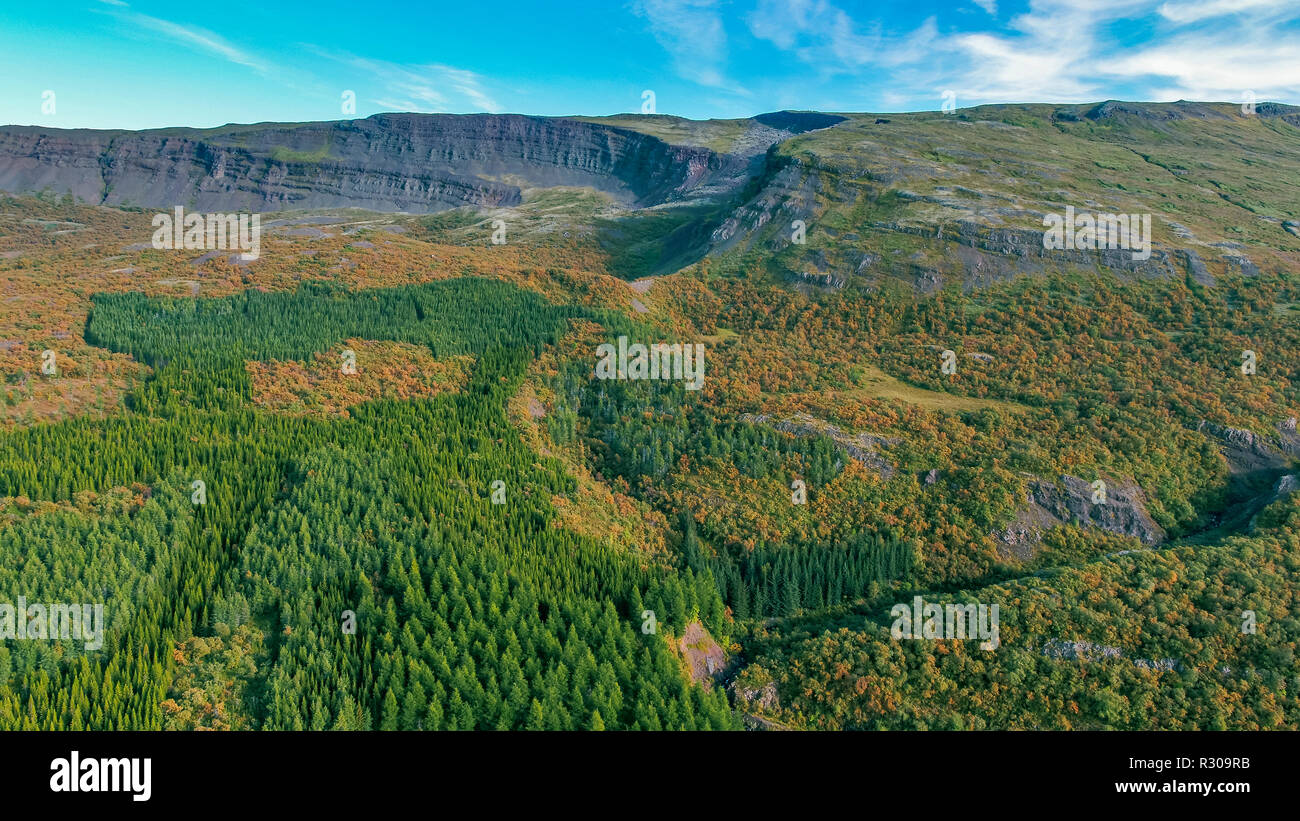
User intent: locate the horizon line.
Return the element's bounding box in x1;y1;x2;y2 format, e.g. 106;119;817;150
3;99;1297;133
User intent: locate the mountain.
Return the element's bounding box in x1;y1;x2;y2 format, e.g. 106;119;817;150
718;101;1300;292
0;111;806;213
3;102;1298;286
0;102;1298;733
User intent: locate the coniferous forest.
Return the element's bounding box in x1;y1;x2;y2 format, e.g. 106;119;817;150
0;278;734;729
1;96;1299;738
12;6;1300;815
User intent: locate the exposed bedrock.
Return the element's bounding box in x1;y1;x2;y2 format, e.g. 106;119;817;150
0;113;761;213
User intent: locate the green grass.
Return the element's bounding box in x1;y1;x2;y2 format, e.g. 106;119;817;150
594;202;722;279
269;143;332;164
724;102;1300;291
565;114;755;153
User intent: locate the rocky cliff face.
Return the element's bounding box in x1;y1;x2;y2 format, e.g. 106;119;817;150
739;411;896;479
1198;419;1299;474
0;113;760;213
7;102;1297;292
1028;475;1167;546
997;473;1167;558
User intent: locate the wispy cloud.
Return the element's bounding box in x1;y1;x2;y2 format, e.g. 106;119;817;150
748;0;874;69
94;5;502;114
1157;0;1295;24
972;0;1300;103
938;0;1138;102
307;47;502;113
97;2;269;73
749;0;1300;108
132;15;268;72
748;0;939;74
1105;37;1300;101
438;66;500;112
633;0;733;89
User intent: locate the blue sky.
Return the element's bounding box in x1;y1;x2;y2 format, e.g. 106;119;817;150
2;0;1298;129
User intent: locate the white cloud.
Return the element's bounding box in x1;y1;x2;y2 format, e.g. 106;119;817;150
95;8;503;114
749;0;1300;108
113;10;268;73
634;0;732;88
1158;0;1294;24
748;0;879;70
308;48;502;113
1104;38;1300;100
438;66;500;112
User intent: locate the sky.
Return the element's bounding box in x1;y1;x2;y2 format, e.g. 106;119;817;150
1;0;1298;129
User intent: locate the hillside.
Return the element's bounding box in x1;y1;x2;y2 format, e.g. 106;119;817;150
0;111;800;214
0;102;1296;732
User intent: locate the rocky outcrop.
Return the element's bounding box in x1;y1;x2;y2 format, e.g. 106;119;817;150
1248;473;1299;530
0;113;762;213
1255;102;1300;128
997;473;1166;558
729;674;780;713
741;412;896;478
1041;639;1181;672
876;218;1181;280
1029;475;1166;545
1274;474;1298;498
709;152;819;255
1175;248;1214;286
1198;420;1297;474
1085;100;1232;123
1277;417;1300;457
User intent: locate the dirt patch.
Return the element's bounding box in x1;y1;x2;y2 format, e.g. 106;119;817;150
678;621;726;686
157;278;201;295
188;250;225;265
278;227;333;239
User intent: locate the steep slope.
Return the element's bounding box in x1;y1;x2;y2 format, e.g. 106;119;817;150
711;101;1300;292
6;103;1297;289
0;113;766;213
